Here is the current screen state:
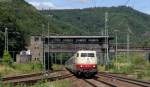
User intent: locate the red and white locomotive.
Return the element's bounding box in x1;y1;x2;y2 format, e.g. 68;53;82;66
65;50;98;77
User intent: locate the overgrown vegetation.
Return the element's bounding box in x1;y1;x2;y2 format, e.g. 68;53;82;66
41;6;150;46
1;79;71;87
0;0;83;58
52;64;63;70
104;52;150;80
2;50;13;66
0;62;43;76
0;0;150;59
31;79;71;87
0;0;150;86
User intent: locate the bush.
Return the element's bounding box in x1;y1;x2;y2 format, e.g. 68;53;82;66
2;50;13;66
97;52;150;80
12;63;43;73
109;52;150;80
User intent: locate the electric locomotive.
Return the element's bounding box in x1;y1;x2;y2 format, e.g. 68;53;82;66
65;50;97;77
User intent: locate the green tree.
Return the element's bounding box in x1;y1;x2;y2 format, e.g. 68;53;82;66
2;50;13;66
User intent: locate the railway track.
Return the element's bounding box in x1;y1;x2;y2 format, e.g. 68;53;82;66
2;70;73;85
65;69;150;87
84;78;115;87
82;73;150;87
3;69;150;87
97;72;150;87
2;70;64;81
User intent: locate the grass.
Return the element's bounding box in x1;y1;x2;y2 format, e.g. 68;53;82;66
47;79;71;87
52;64;63;70
0;79;71;87
97;65;106;72
0;63;70;87
0;62;43;77
98;52;150;80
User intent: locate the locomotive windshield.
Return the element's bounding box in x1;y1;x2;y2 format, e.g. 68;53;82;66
88;53;95;57
81;53;95;57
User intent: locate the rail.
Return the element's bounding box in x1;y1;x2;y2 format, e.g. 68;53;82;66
98;72;150;87
2;70;72;85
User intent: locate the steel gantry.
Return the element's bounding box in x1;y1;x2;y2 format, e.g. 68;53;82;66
30;35;114;70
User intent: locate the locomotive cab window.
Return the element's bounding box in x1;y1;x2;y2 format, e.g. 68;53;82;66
88;53;95;57
81;53;87;57
81;53;95;57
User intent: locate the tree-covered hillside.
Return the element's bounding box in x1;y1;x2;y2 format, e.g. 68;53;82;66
0;0;83;57
41;6;150;46
0;0;150;58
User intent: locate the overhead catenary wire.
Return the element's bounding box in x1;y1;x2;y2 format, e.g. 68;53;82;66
98;0;132;66
91;0;97;8
124;0;131;6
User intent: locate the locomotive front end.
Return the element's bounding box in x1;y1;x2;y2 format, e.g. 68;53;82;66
75;51;97;77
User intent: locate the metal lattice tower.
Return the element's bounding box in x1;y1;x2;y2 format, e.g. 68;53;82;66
105;12;109;65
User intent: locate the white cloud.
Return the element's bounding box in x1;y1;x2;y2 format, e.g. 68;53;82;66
135;8;150;15
145;10;150;15
65;0;90;3
27;1;56;10
26;0;90;10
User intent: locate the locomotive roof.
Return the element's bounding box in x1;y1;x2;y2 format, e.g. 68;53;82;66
77;50;96;53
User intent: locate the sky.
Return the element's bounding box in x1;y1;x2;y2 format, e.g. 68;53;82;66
25;0;150;14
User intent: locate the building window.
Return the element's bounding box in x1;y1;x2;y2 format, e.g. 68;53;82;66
34;37;39;41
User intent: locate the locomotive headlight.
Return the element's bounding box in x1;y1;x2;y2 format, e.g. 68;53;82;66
93;65;96;68
80;65;83;68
